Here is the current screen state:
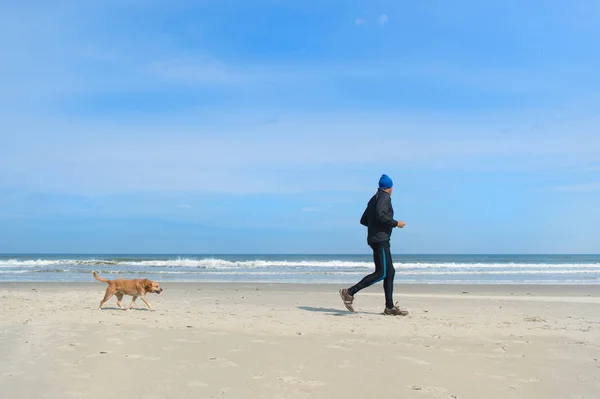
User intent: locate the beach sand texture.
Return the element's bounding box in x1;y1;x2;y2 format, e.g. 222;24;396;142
1;283;599;398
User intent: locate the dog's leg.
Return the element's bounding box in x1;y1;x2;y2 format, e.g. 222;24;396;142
98;287;115;310
115;293;125;310
127;296;139;310
140;295;155;311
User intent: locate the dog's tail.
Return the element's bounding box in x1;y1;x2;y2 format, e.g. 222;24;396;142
93;271;110;283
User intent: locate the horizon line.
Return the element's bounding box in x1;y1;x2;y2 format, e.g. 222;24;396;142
2;253;599;256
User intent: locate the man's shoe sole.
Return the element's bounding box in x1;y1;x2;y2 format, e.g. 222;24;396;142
339;289;355;312
383;310;409;316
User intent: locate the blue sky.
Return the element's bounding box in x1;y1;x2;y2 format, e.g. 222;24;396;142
1;0;599;254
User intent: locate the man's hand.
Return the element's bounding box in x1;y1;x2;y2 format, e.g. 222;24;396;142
397;221;406;228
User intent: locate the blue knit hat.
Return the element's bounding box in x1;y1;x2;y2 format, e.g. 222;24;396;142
378;174;393;189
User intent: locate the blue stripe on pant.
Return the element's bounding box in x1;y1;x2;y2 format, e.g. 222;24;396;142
347;242;395;309
348;244;388;292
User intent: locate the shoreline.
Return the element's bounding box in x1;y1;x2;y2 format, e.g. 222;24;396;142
0;282;600;304
4;279;600;284
3;253;599;287
3;280;600;289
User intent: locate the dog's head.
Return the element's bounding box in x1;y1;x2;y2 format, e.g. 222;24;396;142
144;280;163;294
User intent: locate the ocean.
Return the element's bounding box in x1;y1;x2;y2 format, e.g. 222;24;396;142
1;254;599;284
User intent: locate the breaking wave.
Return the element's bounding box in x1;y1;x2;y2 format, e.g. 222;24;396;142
2;258;600;270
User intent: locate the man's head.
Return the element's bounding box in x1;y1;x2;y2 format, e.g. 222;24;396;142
378;174;393;194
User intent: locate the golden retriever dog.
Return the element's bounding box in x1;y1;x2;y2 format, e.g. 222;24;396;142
93;271;163;311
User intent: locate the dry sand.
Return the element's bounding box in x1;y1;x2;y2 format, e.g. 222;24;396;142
1;282;599;398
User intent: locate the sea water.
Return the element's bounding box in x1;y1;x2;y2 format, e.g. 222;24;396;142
1;254;599;284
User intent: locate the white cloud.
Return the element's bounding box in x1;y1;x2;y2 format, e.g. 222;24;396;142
142;57;590;95
378;14;389;27
2;109;600;195
302;207;321;212
175;204;192;209
553;182;600;192
355;17;365;26
150;57;246;86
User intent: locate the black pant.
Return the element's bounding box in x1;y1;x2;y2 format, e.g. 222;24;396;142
348;241;395;309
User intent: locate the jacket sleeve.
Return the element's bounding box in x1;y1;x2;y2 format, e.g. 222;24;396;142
360;207;368;226
375;194;398;228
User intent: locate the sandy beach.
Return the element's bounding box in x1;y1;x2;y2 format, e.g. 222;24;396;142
1;282;599;399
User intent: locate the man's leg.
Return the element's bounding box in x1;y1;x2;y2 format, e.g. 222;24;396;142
381;243;408;316
340;243;386;311
348;243;386;295
381;242;395;309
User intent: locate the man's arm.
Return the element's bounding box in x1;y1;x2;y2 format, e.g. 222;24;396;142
360;207;368;226
375;194;399;228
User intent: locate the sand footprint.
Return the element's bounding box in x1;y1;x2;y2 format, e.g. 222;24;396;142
409;385;458;398
208;357;239;368
187;381;209;388
326;344;354;351
124;354;161;361
173;338;203;343
337;360;354;369
277;376;325;387
397;355;430;365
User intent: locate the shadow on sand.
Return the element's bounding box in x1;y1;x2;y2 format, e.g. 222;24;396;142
297;306;379;316
97;306;152;311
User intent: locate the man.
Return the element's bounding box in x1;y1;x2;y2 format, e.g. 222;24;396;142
339;174;409;316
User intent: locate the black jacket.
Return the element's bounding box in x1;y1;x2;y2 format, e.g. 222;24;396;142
360;189;398;245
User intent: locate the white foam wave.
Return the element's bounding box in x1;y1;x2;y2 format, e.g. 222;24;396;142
0;270;30;274
125;259;374;268
0;258;372;269
134;269;600;276
2;269;599;276
1;258;600;270
0;259;118;267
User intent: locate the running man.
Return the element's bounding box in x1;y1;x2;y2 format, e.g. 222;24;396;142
339;174;409;316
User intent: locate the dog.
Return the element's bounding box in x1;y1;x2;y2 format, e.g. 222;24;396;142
93;271;163;311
